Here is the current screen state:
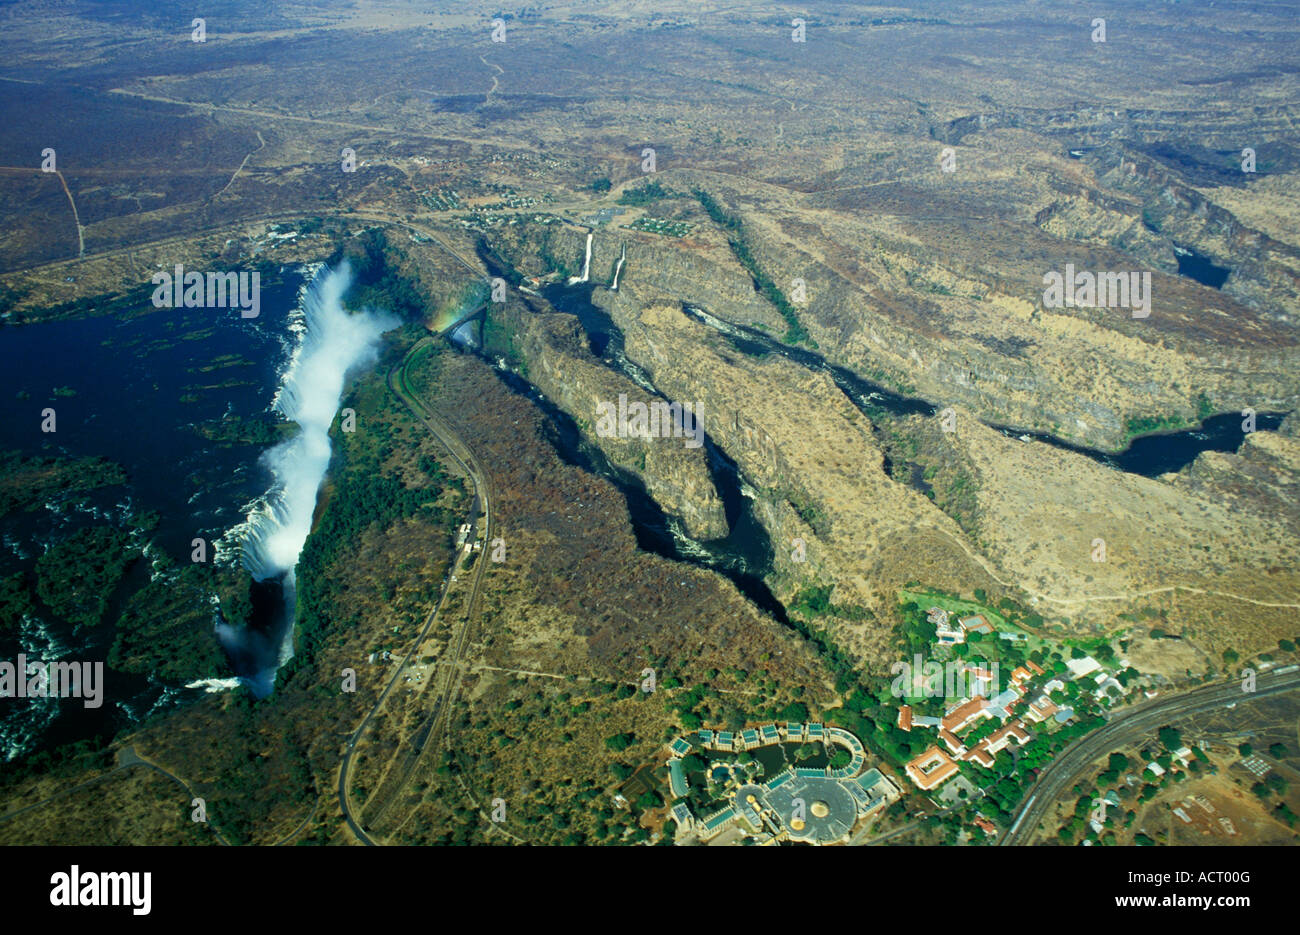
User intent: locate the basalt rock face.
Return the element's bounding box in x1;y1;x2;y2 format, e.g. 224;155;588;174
682;174;1298;453
513;222;787;333
484;298;728;541
491;172;1297;461
596;286;1300;653
1085;142;1300;324
476;175;1299;652
510;179;1297;460
599;292;989;659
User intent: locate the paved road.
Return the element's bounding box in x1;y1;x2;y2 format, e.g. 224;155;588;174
337;332;492;845
849;819;918;846
0;745;231;844
359;333;496;833
1002;670;1300;845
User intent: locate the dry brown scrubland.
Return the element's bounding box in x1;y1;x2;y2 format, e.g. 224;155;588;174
567;289;1300;670
0;765;213;846
665;168;1297;453
351;349;836;844
612;300;995;664
949;411;1300;631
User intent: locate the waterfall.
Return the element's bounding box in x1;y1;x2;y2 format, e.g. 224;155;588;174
567;231;593;285
220;261;398;695
611;244;626;291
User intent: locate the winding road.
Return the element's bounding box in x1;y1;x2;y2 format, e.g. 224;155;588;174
1001;669;1300;845
0;745;231;844
337;325;492;846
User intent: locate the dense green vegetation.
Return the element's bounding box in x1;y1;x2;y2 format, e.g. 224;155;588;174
192;412;296;447
789;584;871;623
791;584;834;618
617;180;672;205
110;562;231;681
604;732;635;752
1195;392;1215;420
35;526;139;631
0;571;35;631
897;596;1037;674
334;229;426;321
280;468;459;690
482;305;530;378
783;486;830;535
0;735;114;788
0;452;126;517
693;189;811;346
536;227;575;279
1124;412;1188;439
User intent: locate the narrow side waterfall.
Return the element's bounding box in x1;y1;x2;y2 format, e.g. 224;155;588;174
611;244;626;291
567;231;593;285
219;261;398;696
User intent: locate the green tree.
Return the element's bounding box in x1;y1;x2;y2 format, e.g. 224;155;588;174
681;753;706;775
605;732;635;752
779;700;810;722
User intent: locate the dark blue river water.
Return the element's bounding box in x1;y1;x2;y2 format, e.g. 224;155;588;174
0;273;302;758
0;276;301;564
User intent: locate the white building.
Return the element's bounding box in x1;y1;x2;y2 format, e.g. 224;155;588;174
1066;656;1102;679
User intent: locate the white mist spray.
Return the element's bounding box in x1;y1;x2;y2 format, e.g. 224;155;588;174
222;261;398;694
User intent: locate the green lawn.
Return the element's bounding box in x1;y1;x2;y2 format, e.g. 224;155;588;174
900;589;1014;632
898;588;1059;673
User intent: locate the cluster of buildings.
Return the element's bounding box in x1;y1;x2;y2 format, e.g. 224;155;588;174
663;723;900;845
1088;789;1123;836
900;640;1057;792
1063;654;1128;703
675;722;855;760
930;607;995;645
928;606;1032;648
899;607;1137;796
580;206;626;227
901;717;1034;792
